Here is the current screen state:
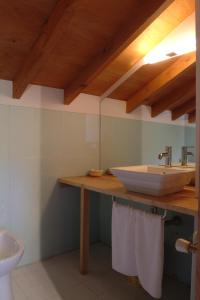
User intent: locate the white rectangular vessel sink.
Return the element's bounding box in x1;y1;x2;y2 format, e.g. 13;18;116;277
111;165;194;196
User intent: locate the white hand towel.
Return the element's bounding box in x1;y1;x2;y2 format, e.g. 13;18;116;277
135;209;164;299
112;202;137;276
112;202;164;299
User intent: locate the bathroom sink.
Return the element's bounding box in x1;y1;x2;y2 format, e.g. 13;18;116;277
110;165;194;196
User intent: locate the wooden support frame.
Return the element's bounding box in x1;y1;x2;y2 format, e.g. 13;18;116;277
151;80;195;117
64;0;173;104
126;52;196;113
13;0;74;99
188;111;196;123
80;187;90;274
59;174;199;300
171;98;196;120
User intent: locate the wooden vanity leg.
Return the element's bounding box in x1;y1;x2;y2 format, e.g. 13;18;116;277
80;187;89;274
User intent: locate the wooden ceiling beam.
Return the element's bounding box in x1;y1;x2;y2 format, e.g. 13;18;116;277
151;79;196;117
63;0;174;104
126;52;196;113
188;111;196;123
13;0;74;99
171;98;196;120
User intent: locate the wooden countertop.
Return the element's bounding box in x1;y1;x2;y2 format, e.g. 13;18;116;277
58;175;198;216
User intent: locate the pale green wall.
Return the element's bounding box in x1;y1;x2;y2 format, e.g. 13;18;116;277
185;126;196;147
0;105;100;265
0;100;195;284
101;116;141;169
185;126;196;162
101;116;188;168
141;121;185;164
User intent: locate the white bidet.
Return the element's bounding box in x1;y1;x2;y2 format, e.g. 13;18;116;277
0;230;24;300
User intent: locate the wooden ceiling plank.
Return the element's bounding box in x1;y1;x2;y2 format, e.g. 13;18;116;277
171;98;196;120
188;111;196;123
13;0;74;99
126;52;196;113
64;0;174;104
151;79;196;117
84;0;195;97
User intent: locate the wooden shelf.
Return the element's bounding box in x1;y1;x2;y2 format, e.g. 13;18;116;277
59;175;198;216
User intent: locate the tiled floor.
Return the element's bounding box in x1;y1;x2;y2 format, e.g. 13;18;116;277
12;244;190;300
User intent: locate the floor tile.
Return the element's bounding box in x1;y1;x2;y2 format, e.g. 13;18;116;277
12;243;190;300
12;280;28;300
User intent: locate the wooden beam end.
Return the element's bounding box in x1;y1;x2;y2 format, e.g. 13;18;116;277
151;107;158;118
188;111;196;123
64;85;87;105
171;113;176;121
126;102;132;113
12;81;22;99
64;89;74;105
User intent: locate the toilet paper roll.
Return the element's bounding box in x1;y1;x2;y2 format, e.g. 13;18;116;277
175;239;191;253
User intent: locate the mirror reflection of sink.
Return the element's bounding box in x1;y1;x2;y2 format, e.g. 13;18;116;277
171;164;195;185
110;165;195;196
171;163;195;169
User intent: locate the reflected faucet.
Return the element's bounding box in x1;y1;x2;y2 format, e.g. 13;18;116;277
181;146;193;166
158;146;172;167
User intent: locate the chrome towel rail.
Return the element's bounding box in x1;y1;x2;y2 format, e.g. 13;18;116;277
112;197;168;220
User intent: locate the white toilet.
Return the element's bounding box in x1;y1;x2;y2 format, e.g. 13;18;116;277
0;230;24;300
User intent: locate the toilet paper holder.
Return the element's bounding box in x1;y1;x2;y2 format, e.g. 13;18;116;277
176;231;198;254
175;231;198;254
175;239;198;254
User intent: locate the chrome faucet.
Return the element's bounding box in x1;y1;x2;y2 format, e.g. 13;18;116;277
158;146;172;167
181;146;193;166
